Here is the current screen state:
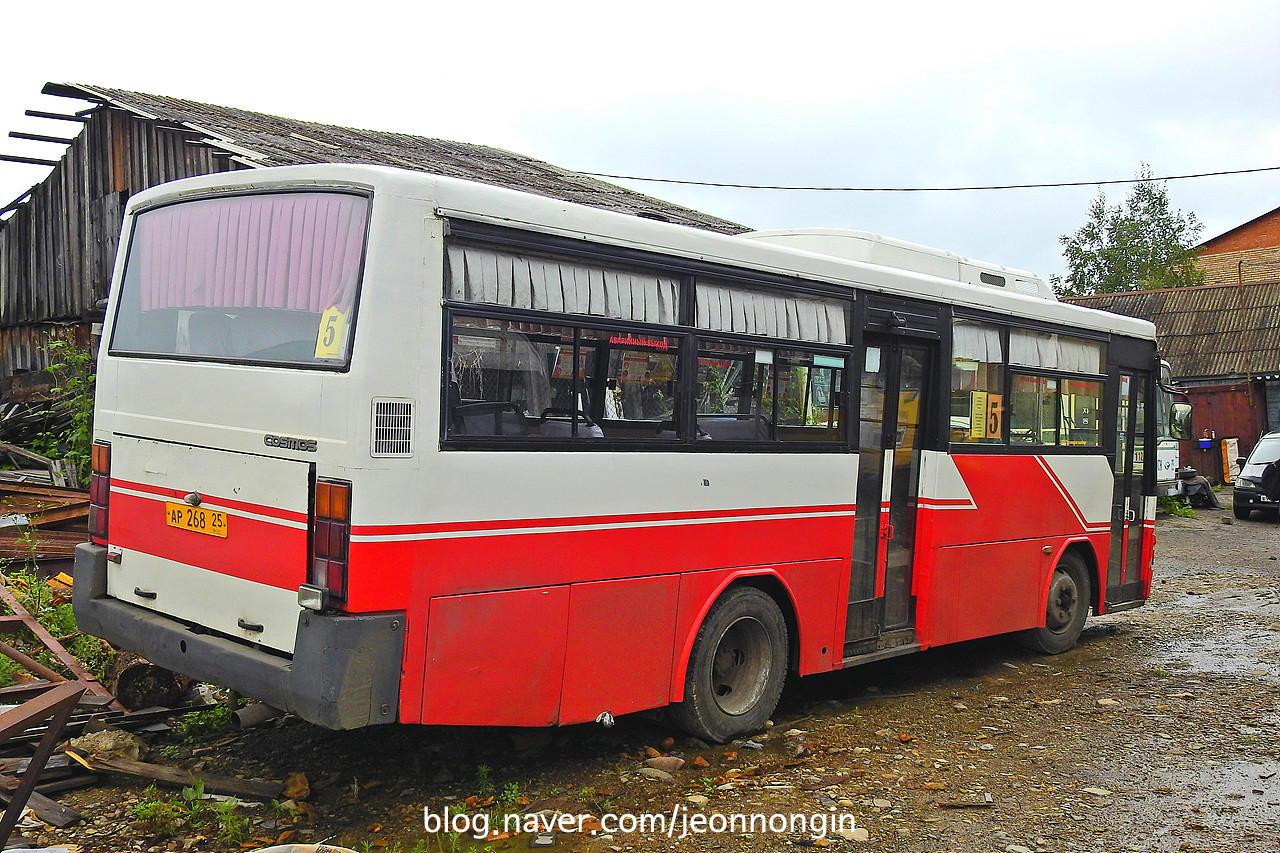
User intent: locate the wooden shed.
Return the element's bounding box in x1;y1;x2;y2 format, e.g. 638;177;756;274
0;82;745;380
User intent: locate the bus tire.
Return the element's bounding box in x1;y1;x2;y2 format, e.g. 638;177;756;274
1020;552;1090;655
672;586;788;744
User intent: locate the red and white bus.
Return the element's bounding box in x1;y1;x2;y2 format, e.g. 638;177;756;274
74;165;1169;742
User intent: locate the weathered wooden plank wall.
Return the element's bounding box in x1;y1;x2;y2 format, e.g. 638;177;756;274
0;107;238;379
0;323;79;376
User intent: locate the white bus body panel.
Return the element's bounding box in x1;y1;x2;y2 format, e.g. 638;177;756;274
108;437;311;653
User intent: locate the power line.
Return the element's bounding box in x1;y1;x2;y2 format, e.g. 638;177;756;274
580;165;1280;193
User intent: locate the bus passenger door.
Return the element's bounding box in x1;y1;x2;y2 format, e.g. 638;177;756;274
846;337;932;656
1108;370;1150;606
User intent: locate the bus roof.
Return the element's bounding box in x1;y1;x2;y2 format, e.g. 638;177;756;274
123;163;1156;341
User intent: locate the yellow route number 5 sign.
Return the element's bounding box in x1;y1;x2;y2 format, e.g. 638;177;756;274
314;307;347;358
969;391;1003;440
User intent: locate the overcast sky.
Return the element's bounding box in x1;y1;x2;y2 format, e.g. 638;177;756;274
2;1;1278;282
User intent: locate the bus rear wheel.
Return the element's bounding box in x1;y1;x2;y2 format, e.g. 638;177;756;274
672;586;787;744
1020;552;1090;655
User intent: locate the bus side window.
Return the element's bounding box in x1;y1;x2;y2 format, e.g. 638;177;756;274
1009;374;1058;445
1061;378;1102;446
589;329;682;439
775;350;845;443
696;341;768;441
186;311;235;357
449;315;580;439
951;320;1004;444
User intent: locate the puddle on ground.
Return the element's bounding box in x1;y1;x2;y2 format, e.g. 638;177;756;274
1173;588;1280;613
1151;630;1280;680
1148;586;1280;681
1141;755;1280;847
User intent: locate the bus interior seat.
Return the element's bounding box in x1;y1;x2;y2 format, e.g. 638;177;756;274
187;311;235;356
654;419;710;440
540;419;605;438
697;416;769;441
452;401;529;436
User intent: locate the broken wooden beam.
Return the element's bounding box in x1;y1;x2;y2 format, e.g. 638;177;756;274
27;501;90;528
23;111;87;123
7;132;76;145
33;772;101;796
0;154;59;167
0;442;53;469
0;775;83;828
65;750;284;800
0;482;84;500
0;681;86;841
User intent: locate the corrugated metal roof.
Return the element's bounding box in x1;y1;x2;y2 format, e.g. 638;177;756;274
1063;281;1280;380
44;83;748;235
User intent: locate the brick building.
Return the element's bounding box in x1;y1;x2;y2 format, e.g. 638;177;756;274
1194;204;1280;287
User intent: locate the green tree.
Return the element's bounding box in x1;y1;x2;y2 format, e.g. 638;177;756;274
1051;166;1205;297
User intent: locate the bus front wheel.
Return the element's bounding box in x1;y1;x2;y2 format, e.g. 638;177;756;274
672;586;788;744
1020;552;1090;655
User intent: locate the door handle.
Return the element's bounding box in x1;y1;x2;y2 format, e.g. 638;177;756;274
1124;509;1136;522
881;523;895;541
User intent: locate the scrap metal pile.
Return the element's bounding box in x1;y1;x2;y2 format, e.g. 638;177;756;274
0;570;253;847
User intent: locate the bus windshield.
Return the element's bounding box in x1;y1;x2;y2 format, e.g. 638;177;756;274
109;191;370;368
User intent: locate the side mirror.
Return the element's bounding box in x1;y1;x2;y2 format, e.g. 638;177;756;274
1170;402;1193;440
1237;457;1247;468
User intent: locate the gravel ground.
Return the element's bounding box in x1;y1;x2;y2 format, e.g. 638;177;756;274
34;503;1280;852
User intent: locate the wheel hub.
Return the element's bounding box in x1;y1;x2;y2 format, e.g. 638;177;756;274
709;616;772;716
1045;569;1080;632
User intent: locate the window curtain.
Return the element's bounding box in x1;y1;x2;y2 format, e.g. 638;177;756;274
447;244;679;325
1009;329;1104;373
696;280;848;345
133;193;368;313
952;320;1003;363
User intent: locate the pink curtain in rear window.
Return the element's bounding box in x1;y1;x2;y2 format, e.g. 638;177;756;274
133;193;369;312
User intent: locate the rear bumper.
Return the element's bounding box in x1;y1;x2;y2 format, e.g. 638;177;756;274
73;543;404;729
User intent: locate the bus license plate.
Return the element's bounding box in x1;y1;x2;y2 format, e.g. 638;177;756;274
164;502;229;538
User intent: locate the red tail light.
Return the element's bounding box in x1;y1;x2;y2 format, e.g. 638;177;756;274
89;441;110;543
311;479;351;603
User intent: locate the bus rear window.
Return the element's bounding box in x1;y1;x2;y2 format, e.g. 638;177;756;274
110;191;370;367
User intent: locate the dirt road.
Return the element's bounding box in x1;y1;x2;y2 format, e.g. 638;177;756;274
49;506;1280;852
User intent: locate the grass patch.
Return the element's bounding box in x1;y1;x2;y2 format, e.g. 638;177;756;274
1157;496;1197;518
0;567;118;688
